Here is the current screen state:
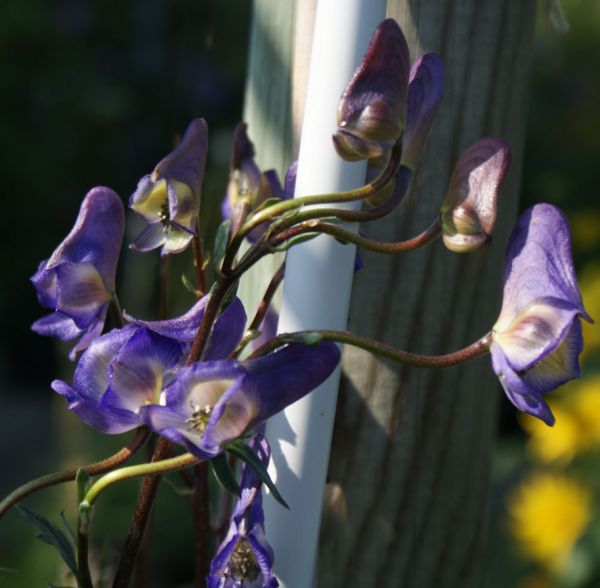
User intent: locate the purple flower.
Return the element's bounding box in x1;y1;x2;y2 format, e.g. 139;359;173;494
333;19;410;161
208;434;278;588
491;204;592;425
401;53;445;170
221;124;288;241
144;341;340;458
51;296;246;433
31;187;124;360
440;137;511;252
130;119;208;255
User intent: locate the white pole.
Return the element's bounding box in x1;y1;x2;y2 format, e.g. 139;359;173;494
263;1;387;586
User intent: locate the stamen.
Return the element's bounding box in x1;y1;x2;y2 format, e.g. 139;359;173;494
186;404;212;434
159;202;170;228
223;537;261;582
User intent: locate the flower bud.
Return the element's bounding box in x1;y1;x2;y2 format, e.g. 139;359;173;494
333;19;410;161
401;53;445;170
440;137;511;252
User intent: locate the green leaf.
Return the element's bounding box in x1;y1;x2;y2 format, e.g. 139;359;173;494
221;280;239;312
212;219;232;271
60;511;76;546
16;505;78;577
226;442;289;509
75;469;91;504
271;233;318;253
0;568;17;575
209;455;241;498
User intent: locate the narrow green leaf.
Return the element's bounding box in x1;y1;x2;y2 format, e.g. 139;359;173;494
0;567;17;575
212;219;232;271
75;469;91;504
16;505;78;577
59;511;76;546
209;455;241;498
226;443;289;509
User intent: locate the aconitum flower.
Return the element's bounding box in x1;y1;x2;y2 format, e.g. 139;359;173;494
221;123;287;241
144;341;341;458
130;118;208;255
333;19;410;161
31;187;124;360
491;204;592;425
208;434;278;588
440;138;511;252
51;296;246;433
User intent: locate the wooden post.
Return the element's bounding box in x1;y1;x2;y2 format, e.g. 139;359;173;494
242;1;537;585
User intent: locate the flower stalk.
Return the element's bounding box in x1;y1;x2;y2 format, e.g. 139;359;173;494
249;329;492;369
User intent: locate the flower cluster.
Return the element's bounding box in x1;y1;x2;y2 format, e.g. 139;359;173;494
19;16;591;588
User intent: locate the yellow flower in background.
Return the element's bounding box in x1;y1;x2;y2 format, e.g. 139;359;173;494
572;374;600;444
507;472;592;572
579;264;600;362
520;403;581;463
570;210;600;251
520;375;600;462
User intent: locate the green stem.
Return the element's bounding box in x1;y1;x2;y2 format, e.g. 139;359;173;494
192;235;207;296
0;428;150;519
272;220;441;254
81;452;199;509
221;143;403;273
77;514;94;588
248;330;492;369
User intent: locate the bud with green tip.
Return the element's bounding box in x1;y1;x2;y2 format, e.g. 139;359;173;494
441;137;511;252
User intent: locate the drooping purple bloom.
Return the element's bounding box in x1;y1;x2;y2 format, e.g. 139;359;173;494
31;187;124;360
333;19;410;162
491;204;592;425
51;296;246;433
440;137;511;252
221;124;288;241
401;53;445;170
207;434;278;588
144;341;340;458
130;118;208;255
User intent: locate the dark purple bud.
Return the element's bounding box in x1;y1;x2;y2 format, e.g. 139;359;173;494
402;53;445;169
441;137;511;252
334;19;410;161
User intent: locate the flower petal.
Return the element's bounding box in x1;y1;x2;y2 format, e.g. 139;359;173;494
72;325;137;402
491;344;555;426
124;296;246;359
493;299;582;372
129;176;168;222
44;186;124;292
497;204;591;327
31;312;82;341
401;53;445;170
129;222;167;253
51;379;143;434
203;342;340;452
55;262;111;327
102;328;183;412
